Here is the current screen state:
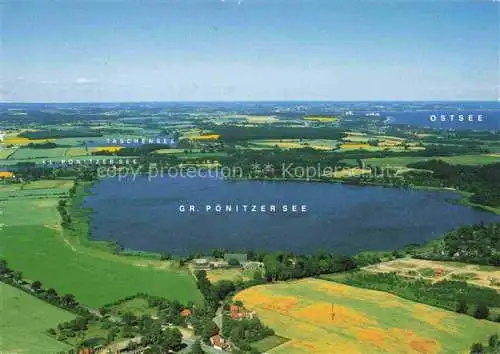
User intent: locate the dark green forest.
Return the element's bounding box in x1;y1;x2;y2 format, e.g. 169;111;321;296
414;222;500;265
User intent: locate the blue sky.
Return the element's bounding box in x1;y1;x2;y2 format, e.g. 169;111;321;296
1;0;498;102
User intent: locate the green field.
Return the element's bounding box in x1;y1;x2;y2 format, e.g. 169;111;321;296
0;282;76;353
0;181;202;308
153;148;187;154
0;147;17;159
362;154;499;168
7;146;90;160
442;154;500;165
0;155;138;166
8;147;69;160
54;137;91;146
64;147;89;157
109;297;157;317
251;335;290;353
235;278;500;354
178;152;228;159
22;179;74;190
249;139;339;150
0;180;74;202
206;267;256;283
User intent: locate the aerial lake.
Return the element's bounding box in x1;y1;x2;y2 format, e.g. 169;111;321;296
84;176;500;255
387;110;500;131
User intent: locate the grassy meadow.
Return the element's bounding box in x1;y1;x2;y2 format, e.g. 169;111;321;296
0;282;76;353
9;147;69;160
252;335;290;353
108;297;158;317
205;267;254;283
0;180;202;308
362;154;500;168
6;146;90;160
234;279;499;354
0;147;17;159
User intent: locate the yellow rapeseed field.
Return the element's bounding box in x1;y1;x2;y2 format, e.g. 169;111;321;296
92;146;123;153
190;134;220;141
3;136;32;145
0;171;15;178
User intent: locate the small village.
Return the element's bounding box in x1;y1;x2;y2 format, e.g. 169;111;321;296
68;253;267;354
74;300;261;354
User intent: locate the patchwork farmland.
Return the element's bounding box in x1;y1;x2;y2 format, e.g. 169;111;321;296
234;279;500;354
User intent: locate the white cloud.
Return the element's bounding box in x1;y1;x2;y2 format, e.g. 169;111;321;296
41;80;58;85
75;77;97;84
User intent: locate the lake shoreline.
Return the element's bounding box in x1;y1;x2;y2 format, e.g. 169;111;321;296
82;175;500;256
224;174;500;215
133;164;500;215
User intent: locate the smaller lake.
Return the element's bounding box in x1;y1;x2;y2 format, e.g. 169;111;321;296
84;176;500;255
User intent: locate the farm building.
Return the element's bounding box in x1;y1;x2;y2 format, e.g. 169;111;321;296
78;348;94;354
209;260;229;269
191;258;232;270
228;305;256;320
192;258;210;270
435;268;445;277
242;261;264;270
223;253;247;263
210;334;231;351
180;308;192;317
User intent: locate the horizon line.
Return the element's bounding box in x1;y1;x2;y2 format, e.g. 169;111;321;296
1;99;499;104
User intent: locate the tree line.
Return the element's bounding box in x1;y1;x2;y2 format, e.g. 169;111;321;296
414;222;500;266
202;124;346;142
407;160;500;208
0;259;88;316
470;334;499;354
19;129;102;139
221;313;274;352
261;251;358;281
327;271;500;322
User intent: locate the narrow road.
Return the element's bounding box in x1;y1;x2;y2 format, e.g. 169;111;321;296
213;304;223;330
180;338;221;354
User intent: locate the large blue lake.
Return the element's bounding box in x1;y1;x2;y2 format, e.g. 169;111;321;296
84;176;500;255
387;110;500;131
